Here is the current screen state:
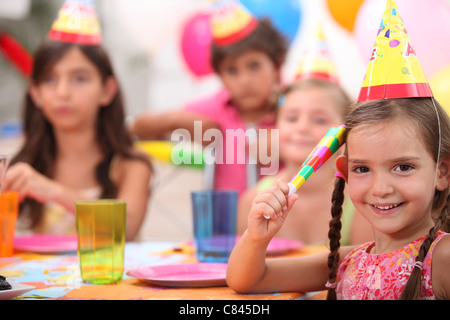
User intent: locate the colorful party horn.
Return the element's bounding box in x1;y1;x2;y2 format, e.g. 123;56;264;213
287;125;346;196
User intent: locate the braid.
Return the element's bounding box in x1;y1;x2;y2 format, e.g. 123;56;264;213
326;176;346;300
399;193;450;299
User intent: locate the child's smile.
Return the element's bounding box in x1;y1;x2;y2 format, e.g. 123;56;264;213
341;120;437;240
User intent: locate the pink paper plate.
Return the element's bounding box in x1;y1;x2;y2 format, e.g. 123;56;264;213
265;237;304;256
13;235;78;253
127;263;228;288
187;237;303;256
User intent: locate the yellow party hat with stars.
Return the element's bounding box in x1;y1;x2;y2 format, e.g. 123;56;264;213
48;0;102;45
295;23;339;84
357;0;433;101
210;0;258;46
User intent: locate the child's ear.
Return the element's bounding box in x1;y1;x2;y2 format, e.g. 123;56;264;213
436;157;450;191
99;76;118;107
335;155;348;182
28;84;43;108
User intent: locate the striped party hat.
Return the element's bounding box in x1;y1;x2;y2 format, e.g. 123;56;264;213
357;0;433;101
210;0;258;46
48;0;102;45
295;24;339;84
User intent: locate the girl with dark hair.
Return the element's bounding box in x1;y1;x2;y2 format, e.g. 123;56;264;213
4;40;152;241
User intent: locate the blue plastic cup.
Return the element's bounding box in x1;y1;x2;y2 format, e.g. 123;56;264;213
191;190;237;263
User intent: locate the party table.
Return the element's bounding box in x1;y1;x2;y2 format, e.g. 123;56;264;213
0;240;326;301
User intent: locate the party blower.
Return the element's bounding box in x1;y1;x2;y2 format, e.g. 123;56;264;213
265;125;346;219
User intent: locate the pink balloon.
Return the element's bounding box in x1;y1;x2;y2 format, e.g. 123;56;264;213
354;0;450;77
180;12;213;78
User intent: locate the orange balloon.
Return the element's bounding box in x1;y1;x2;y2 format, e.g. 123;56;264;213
326;0;364;32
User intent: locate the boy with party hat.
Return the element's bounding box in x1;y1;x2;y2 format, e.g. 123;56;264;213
132;0;288;195
226;0;450;300
8;0;153;240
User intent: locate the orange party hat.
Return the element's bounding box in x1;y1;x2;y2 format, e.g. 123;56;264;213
48;0;102;45
210;0;258;46
295;24;339;84
357;0;433;102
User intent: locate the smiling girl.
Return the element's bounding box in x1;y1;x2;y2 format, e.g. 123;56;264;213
226;97;450;299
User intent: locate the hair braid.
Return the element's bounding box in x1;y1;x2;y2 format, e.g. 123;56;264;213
399;193;449;299
326;176;346;300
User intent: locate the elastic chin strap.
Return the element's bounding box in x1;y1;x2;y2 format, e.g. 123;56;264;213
432;97;442;189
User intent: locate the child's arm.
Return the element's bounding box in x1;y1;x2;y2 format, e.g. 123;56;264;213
430;235;450;300
227;180;332;293
131;109;218;140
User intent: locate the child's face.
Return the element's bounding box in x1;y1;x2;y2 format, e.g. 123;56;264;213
29;46;115;132
277;87;342;164
341;121;437;238
217;50;280;113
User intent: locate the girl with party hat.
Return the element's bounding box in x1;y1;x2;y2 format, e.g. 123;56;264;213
4;0;153;241
132;0;287;195
227;0;450;300
237;25;372;246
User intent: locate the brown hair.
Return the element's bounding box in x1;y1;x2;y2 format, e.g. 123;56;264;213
13;40;152;229
210;18;288;73
326;97;450;300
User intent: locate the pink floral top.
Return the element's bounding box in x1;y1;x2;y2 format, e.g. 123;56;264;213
336;231;448;300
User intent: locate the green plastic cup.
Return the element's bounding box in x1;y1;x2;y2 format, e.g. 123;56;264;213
75;199;126;285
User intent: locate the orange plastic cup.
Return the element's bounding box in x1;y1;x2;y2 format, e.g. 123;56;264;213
0;191;19;257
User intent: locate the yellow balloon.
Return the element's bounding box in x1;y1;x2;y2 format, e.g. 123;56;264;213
326;0;364;32
430;64;450;116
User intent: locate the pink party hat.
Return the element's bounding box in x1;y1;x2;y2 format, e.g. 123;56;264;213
210;0;258;46
358;0;433;101
48;0;102;45
295;24;339;84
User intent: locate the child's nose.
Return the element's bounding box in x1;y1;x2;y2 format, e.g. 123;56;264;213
56;79;70;97
371;172;395;198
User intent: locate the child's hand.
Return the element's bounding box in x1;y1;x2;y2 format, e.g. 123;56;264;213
247;179;299;242
3;162;59;203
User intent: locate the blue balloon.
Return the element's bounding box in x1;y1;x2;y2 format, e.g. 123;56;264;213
241;0;302;44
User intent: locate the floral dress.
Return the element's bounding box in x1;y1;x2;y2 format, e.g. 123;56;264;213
336;231;448;299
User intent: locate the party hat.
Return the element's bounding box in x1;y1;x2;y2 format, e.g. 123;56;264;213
48;0;102;45
357;0;433;102
295;24;339;84
210;0;258;46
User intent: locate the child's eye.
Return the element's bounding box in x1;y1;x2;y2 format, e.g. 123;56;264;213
395;164;413;172
248;61;260;71
352;166;370;174
225;66;237;76
312;117;327;125
42;76;56;84
73;75;88;83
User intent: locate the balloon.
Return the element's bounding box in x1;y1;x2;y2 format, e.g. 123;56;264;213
240;0;302;44
430;64;450;115
354;0;450;77
180;11;213;78
326;0;364;32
